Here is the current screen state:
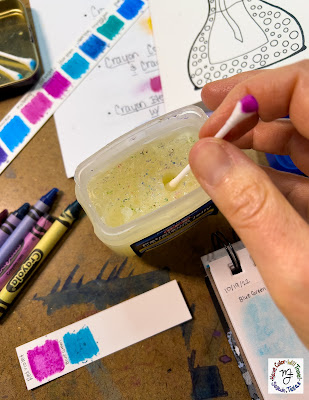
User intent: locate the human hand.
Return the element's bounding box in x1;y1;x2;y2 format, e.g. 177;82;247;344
189;61;309;348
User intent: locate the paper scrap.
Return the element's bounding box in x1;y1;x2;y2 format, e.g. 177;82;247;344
16;280;191;390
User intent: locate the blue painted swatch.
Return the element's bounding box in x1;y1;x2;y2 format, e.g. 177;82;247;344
0;147;7;164
97;15;124;40
117;0;144;20
79;35;107;60
61;53;90;80
63;326;99;364
243;294;306;359
0;116;30;152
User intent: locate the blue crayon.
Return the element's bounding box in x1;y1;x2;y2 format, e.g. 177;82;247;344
0;203;30;248
0;188;58;269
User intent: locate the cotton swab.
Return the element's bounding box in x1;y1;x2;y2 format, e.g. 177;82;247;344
0;65;22;81
0;51;36;70
167;95;259;189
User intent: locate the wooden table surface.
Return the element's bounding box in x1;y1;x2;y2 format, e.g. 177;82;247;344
0;2;268;399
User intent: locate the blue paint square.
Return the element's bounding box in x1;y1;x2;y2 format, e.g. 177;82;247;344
79;35;107;60
63;326;99;364
117;0;144;20
0;116;30;152
61;53;90;80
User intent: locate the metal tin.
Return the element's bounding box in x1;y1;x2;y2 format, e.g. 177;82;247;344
0;0;39;89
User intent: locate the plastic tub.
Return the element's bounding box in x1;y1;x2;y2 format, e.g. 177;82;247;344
265;153;304;176
75;105;218;256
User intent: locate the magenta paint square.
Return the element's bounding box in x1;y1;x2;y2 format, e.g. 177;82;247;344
27;340;65;382
43;71;71;99
21;92;53;124
150;76;162;92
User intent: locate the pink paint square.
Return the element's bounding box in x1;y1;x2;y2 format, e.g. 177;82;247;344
27;340;65;382
43;71;71;99
150;76;162;92
21;92;53;124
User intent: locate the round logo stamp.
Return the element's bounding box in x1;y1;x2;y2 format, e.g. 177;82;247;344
268;358;304;394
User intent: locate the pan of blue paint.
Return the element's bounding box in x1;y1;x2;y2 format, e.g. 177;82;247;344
0;0;40;90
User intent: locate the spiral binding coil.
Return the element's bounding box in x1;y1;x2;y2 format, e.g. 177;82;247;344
211;231;242;275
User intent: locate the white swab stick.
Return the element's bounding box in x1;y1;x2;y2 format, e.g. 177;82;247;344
167;95;259;189
0;51;36;70
0;65;23;81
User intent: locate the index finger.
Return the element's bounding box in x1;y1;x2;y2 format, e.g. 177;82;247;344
200;60;309;141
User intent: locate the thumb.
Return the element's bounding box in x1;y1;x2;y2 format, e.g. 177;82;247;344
189;138;309;346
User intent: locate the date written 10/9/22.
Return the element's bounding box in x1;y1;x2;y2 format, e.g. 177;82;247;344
224;278;250;294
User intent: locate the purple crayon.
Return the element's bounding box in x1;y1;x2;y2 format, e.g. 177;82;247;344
0;214;54;289
0;203;30;248
0;188;58;269
0;210;8;226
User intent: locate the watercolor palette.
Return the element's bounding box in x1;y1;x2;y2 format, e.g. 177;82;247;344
16;281;192;390
0;0;147;174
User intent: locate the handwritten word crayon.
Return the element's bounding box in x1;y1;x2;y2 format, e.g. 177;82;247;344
0;203;30;248
0;200;82;320
0;214;54;289
0;210;8;226
0;188;58;269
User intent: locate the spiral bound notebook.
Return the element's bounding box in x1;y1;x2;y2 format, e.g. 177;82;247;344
201;237;309;400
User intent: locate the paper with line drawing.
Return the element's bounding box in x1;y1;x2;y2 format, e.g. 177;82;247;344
149;0;309;111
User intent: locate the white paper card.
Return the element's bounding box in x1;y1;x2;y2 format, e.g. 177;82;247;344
16;280;191;390
149;0;309;111
202;247;309;399
30;0;165;178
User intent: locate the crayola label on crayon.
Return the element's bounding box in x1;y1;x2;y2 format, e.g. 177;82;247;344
130;201;218;256
7;249;43;292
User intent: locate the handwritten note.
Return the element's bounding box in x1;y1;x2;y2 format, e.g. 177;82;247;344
30;0;165;177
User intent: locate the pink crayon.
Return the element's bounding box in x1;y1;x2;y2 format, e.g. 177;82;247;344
0;214;54;289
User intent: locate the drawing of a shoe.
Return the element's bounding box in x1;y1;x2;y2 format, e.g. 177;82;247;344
188;0;306;89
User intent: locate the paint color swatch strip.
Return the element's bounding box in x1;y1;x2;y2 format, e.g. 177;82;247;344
16;280;192;390
0;0;147;174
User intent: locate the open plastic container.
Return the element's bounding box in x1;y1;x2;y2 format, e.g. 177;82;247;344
75;105;218;256
265;153;304;176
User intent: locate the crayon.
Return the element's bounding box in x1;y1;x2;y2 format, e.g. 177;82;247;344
0;188;58;269
0;203;30;248
0;214;54;290
0;200;82;320
0;209;8;226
